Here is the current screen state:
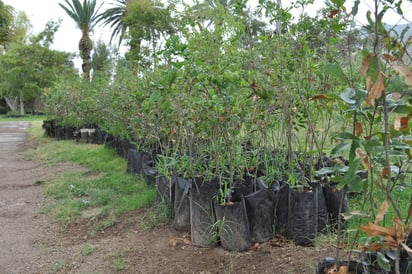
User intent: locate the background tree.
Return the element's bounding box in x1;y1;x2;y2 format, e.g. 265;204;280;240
59;0;102;81
0;21;74;115
0;0;14;50
91;39;114;78
98;0;174;70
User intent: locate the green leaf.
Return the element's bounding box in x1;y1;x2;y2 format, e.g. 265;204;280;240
363;139;384;153
377;252;391;271
343;173;365;192
349;139;360;163
335;132;359;141
342;157;362;186
351;0;360;16
340;88;356;104
324;64;350;85
316;167;335;176
331;141;352;155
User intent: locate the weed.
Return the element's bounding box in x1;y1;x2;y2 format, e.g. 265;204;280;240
50;260;68;273
109;253;127;271
139;198;173;230
80;244;96;257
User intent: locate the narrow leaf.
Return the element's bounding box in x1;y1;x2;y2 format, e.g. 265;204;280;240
325;64;350;85
360;53;376;77
377;252;392;271
360;222;396;238
355;122;363;136
310;94;332;100
366;72;384;106
374;200;388;224
331;141;351;155
355;148;370;170
393;64;412;87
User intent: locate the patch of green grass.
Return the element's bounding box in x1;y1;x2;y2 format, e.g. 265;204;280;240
80;244;97;257
0;114;45;122
50;260;68;273
108;253;127;271
27;122;156;233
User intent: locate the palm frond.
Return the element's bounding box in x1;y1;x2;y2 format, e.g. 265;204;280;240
59;0;102;32
96;0;127;45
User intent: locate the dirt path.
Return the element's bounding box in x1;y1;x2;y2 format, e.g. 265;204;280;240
0;121;46;273
0;122;83;274
0;121;337;274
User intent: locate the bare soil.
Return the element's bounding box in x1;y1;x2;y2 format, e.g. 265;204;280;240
0;121;338;274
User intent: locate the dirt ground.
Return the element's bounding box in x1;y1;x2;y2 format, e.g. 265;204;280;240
0;121;340;274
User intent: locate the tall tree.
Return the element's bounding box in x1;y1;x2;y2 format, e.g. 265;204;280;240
91;39;114;78
0;19;74;115
191;0;238;29
59;0;102;81
0;0;14;50
97;0;174;70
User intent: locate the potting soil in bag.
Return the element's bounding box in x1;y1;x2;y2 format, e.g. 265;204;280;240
173;176;191;231
288;187;319;246
141;152;157;185
126;149;143;174
96;128;107;144
274;182;289;236
190;178;219;247
323;183;349;226
231;176;268;202
244;187;276;243
214;195;251;252
314;184;329;233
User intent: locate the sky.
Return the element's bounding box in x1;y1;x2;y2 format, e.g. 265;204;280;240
2;0;411;64
3;0;114;59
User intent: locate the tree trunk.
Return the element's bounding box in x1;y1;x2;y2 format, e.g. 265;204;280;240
79;33;93;81
3;96;18;112
19;94;24;116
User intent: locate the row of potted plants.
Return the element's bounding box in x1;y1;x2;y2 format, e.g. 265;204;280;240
42;120;350;251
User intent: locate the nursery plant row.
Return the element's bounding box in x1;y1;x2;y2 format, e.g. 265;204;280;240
42;120;350;250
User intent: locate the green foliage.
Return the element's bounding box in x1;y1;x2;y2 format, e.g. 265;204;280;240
91;39;114;77
0;42;74;114
0;0;14;47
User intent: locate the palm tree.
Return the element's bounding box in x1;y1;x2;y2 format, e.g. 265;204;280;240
97;0;174;70
59;0;102;81
96;0;127;46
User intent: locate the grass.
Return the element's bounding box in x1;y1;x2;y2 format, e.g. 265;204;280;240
108;253;127;271
80;244;97;257
0;114;46;122
26;121;156;233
